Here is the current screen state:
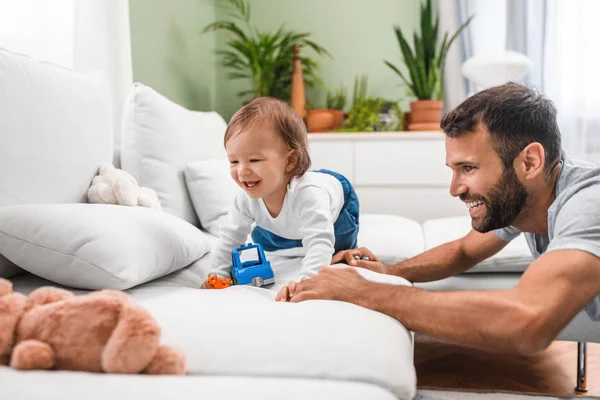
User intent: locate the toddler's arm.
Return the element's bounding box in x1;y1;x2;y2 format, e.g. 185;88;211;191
293;186;336;279
209;193;255;279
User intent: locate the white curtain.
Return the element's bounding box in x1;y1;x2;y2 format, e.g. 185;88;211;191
543;0;600;163
438;0;508;111
0;0;132;160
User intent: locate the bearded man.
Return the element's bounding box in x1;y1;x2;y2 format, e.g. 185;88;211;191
279;82;600;359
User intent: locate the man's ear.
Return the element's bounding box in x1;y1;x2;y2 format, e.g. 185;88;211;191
516;142;545;180
286;149;298;173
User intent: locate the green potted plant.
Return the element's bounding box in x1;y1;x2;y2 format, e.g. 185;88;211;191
384;0;473;130
325;85;348;129
203;0;330;103
334;75;402;132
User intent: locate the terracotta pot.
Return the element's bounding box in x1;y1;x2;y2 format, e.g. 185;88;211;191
331;110;345;130
408;100;443;131
306;109;335;133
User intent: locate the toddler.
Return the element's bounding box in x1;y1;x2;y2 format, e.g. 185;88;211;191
201;97;359;293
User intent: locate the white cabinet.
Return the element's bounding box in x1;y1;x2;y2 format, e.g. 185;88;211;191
308;132;468;222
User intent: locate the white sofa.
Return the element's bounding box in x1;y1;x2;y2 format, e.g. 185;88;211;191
0;48;417;399
0;46;598;399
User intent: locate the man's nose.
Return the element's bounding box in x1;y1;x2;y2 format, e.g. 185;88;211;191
449;175;467;198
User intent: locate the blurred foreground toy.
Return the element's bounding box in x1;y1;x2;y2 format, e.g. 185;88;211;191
207;274;232;289
232;243;274;287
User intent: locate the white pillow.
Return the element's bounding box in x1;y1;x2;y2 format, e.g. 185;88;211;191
0;47;113;207
423;216;534;273
121;83;228;226
185;159;242;236
0;204;211;290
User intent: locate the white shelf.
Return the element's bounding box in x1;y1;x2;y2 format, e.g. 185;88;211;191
307;129;465;222
307;131;444;141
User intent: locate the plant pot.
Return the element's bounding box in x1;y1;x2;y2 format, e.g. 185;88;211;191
408;100;443;131
331;110;345;130
306;109;335;133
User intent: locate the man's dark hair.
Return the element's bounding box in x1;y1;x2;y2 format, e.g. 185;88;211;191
441;82;562;180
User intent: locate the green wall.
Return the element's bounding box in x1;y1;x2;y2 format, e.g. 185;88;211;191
129;0;218;111
130;0;421;120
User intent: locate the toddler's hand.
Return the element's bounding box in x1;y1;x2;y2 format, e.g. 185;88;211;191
200;279;214;289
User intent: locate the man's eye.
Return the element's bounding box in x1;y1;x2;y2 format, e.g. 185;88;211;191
463;166;475;172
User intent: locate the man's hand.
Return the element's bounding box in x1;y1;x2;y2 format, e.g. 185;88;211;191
288;267;372;305
275;278;307;302
331;247;389;274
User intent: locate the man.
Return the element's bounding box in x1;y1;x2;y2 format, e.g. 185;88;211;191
278;83;600;354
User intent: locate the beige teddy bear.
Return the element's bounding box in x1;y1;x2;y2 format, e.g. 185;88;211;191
87;163;161;210
0;278;185;374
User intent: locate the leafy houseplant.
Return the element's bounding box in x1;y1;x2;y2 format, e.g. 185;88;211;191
326;86;348;111
384;0;473;130
335;75;402;132
203;0;330;102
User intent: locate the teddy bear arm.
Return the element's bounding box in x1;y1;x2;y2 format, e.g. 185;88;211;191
10;339;55;370
88;183;118;205
113;176;138;206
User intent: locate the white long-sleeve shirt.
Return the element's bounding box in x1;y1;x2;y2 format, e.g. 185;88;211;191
211;171;345;280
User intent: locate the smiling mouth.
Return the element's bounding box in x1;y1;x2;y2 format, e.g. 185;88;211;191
242;180;261;191
466;200;484;213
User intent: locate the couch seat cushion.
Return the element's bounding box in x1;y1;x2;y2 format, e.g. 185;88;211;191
10;270;417;400
423;216;534;273
0;370;399;400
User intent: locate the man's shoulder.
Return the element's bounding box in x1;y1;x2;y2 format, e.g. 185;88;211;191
555;157;600;206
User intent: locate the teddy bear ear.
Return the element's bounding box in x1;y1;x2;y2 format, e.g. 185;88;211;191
97;163;115;175
0;278;13;297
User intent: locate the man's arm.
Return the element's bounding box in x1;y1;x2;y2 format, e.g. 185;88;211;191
339;230;509;282
390;230;508;282
295;248;600;353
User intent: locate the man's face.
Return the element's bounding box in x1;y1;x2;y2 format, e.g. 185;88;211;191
445;126;528;233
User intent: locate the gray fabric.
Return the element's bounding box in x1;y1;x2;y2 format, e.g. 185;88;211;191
495;155;600;320
0;254;22;278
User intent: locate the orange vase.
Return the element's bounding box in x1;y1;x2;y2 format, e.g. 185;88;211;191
408;100;443;131
290;44;306;119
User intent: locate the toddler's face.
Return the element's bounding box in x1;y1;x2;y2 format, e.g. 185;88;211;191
226;123;292;202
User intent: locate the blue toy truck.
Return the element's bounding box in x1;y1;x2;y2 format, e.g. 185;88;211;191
231;243;275;287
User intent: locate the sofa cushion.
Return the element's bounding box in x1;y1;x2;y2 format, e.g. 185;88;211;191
0;47;113;208
0;204;210;290
358;214;424;265
10;266;416;399
423;216;534;273
121;83;228;226
0;371;400;400
185;159;242;236
130;277;416;398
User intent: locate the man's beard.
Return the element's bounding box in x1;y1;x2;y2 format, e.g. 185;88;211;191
462;166;528;233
